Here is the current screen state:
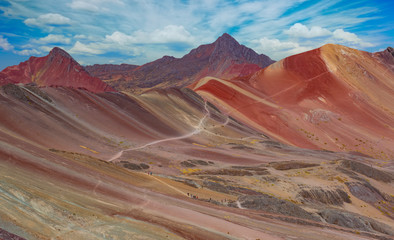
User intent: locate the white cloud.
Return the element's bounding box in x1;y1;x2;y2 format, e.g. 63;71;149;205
252;37;312;60
69;41;104;55
105;25;195;45
24;13;71;27
149;25;195;44
105;31;135;45
284;23;331;38
32;34;71;44
39;46;55;53
0;35;14;51
74;34;87;39
332;29;374;47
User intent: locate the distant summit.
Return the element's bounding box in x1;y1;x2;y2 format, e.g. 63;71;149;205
86;33;275;92
0;47;114;93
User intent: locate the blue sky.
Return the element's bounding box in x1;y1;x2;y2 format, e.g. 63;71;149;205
0;0;393;70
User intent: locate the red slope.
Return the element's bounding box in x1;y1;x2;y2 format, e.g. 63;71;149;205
0;47;114;93
192;44;394;159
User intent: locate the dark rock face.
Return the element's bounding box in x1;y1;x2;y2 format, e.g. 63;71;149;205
180;159;212;167
202;181;262;195
0;47;115;93
373;47;394;73
238;194;319;221
121;162;150;170
89;33;275;90
345;182;385;204
1;84;52;103
298;187;351;205
202;168;254;176
0;228;26;240
202;181;230;194
387;47;394;57
269;161;319;170
340;160;393;182
318;209;394;236
345;181;394;220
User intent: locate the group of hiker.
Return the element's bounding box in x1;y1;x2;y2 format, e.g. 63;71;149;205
187;192;198;199
145;172;230;204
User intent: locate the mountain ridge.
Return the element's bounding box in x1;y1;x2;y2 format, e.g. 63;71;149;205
86;33;275;92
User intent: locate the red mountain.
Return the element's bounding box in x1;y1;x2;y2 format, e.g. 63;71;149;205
0;47;114;93
192;44;394;160
86;33;274;92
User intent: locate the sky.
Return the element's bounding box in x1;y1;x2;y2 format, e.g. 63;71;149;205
0;0;393;70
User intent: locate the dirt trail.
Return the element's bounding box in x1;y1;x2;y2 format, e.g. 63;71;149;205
150;175;188;196
108;101;211;162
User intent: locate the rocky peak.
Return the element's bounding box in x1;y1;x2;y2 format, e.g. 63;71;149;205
213;33;240;50
209;33;274;68
48;47;73;60
386;47;394;57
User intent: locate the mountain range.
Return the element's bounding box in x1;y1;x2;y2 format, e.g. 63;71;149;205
0;33;393;240
85;33;274;92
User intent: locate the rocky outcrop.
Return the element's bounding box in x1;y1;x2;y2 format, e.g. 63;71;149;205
340;160;393;182
298;187;351;205
0;228;26;240
1;84;52;103
373;47;394;73
180;159;213;167
0;47;114;93
345;182;385;203
202;181;230;194
202;181;263;195
269;161;319;170
318;209;394;236
345;181;394;219
238;194;319;221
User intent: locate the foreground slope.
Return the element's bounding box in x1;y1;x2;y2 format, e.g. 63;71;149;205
192;44;394;160
0;47;114;93
86;33;274;92
0;84;393;239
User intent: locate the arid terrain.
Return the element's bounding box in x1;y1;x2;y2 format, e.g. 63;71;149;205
0;34;393;240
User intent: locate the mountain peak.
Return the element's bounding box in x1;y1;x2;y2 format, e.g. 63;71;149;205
0;48;114;93
386;47;393;57
49;47;73;59
214;33;240;48
216;33;236;42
